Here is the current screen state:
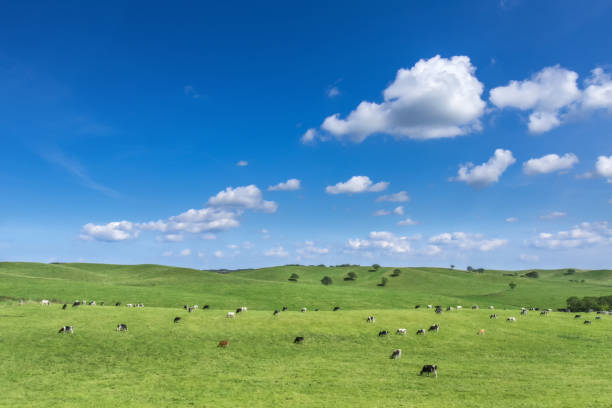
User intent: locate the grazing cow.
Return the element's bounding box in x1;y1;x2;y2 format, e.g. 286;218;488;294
575;315;581;319
420;365;438;378
218;340;229;348
489;306;494;310
89;301;96;306
173;317;181;323
193;305;199;310
366;316;376;323
478;329;485;335
273;310;280;316
390;349;402;359
584;320;592;325
314;308;319;311
72;301;81;307
203;305;210;309
333;306;341;311
240;306;248;312
595;316;602;320
282;306;288;311
472;305;479;310
507;317;516;322
457;306;462;310
540;311;549;316
19;299;24;305
427;305;432;309
58;326;74;334
188;307;194;313
127;304;133;308
301;307;307;313
235;308;242;314
100;302;105;306
416;329;426;335
435;308;443;314
116;324;128;332
227;312;236;318
62;304;67;310
415;305;421;309
521;310;528;316
396;328;407;335
183;305;188;310
294;336;305;344
115;302;121;306
490;314;498;319
378;330;391;337
41;299;50;306
428;324;440;333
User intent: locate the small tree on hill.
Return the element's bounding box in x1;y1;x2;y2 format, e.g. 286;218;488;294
391;269;402;277
467;266;473;272
564;269;576;275
509;282;517;290
524;271;539;279
378;277;388;287
321;276;333;285
288;273;299;282
450;264;455;269
372;264;381;270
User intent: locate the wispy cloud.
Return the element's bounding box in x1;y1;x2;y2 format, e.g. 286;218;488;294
38;147;119;198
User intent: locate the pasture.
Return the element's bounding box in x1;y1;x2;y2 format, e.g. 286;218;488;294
1;262;611;407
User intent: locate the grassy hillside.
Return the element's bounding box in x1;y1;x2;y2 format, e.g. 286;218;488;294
1;304;610;407
1;262;611;310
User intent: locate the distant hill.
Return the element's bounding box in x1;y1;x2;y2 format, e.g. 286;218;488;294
1;262;610;310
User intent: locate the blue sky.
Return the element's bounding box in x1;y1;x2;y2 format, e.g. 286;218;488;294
1;0;611;269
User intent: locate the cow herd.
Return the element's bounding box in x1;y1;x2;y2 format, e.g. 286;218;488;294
32;298;607;379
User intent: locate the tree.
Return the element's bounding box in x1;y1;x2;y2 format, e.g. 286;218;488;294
377;277;388;287
372;264;381;270
450;265;455;269
467;266;473;272
321;276;333;285
288;273;299;282
509;282;517;290
524;271;539;279
391;268;402;277
344;271;357;281
564;269;576;275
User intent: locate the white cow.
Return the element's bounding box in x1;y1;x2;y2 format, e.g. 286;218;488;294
192;305;198;310
456;305;462;310
41;299;50;306
301;307;307;312
240;306;248;312
396;328;407;335
127;304;133;307
427;305;433;309
507;317;516;322
226;312;236;318
489;306;494;309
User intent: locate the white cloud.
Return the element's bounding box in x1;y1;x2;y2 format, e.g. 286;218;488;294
268;178;301;191
159;233;184;242
532;221;612;249
318;55;485;142
347;231;417;254
80;221;138;242
430;232;507;252
451;149;516;188
420;245;442;256
208;185;277;212
326;176;389;194
301;128;317;144
139;208;240;234
398;218;418;226
202;233;217;240
582;68;612;110
595;155;612;180
180;248;191;256
261;229;271;239
264;246;289;257
540;211;567;220
376;191;410;203
393;206;404;215
214;250;224;258
197;251;205;258
184;85;201;99
519;254;539;262
506;217;518;223
327;86;340;98
236;160;248;167
523;153;578;175
373;209;391;216
490;65;580;133
296;241;329;257
162;250;173;257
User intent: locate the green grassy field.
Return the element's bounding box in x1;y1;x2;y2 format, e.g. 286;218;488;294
1;262;611;407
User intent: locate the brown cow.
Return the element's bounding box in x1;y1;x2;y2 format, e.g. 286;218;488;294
218;340;229;347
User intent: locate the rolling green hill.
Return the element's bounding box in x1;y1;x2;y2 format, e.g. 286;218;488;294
1;262;610;310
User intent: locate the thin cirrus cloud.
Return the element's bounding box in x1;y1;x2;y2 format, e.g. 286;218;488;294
304;55;486;143
325;176;389;194
490;65;612;133
236;160;248;167
80;185;277;242
540;211;567;220
523;153;578;175
268;178;301;191
376;191;410;203
398;218;418;226
451;149;516;188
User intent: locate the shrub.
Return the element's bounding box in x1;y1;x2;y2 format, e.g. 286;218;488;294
391;269;401;277
567;295;612;312
564;269;576;275
288;273;299;282
509;282;517;290
377;277;388;287
524;271;539;279
372;264;381;270
321;276;333;285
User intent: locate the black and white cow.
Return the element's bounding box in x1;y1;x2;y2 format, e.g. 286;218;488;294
173;317;181;323
490;314;498;319
420;364;438;378
378;330;391;337
366;316;376;323
428;324;440;333
584;320;592;325
294;336;304;344
575;314;582;319
72;301;81;307
333;306;341;311
58;326;74;334
116;324;128;332
507;317;516;322
396;328;407;335
390;349;402;359
416;329;426;335
282;306;288;311
203;305;210;309
273;309;280;315
62;304;67;310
